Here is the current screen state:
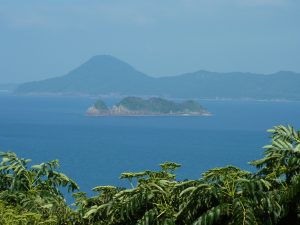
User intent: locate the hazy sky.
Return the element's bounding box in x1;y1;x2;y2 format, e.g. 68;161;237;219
0;0;299;83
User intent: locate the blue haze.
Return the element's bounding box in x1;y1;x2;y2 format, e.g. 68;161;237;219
0;95;300;194
1;0;300;83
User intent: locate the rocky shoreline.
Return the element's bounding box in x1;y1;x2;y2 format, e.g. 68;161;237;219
86;106;212;117
86;96;211;116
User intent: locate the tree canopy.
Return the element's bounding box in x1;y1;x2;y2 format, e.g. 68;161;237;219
0;125;300;224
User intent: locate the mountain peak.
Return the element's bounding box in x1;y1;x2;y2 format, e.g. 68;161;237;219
81;55;132;69
15;55;300;100
88;54;123;63
67;54;147;80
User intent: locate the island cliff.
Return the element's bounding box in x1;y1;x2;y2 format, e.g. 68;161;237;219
87;97;210;116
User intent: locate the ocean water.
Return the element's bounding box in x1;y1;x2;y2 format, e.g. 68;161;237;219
0;94;299;195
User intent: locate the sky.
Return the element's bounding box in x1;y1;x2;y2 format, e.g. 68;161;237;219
0;0;299;83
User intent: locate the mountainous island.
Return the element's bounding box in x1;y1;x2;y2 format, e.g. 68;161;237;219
87;97;210;116
15;55;300;100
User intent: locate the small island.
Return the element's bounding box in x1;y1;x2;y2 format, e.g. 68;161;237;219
87;97;211;116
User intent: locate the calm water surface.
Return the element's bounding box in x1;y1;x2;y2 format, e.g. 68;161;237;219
0;95;299;194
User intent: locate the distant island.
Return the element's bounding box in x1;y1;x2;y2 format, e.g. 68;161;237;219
0;83;19;93
87;97;210;116
15;55;300;101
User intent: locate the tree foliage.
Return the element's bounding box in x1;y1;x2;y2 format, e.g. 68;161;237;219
1;125;300;224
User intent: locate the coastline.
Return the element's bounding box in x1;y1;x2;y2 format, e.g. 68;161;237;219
86;106;212;117
86;113;213;117
11;92;300;103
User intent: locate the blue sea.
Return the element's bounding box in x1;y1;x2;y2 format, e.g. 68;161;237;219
0;94;299;195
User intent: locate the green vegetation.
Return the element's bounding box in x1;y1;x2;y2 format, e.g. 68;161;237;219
94;100;109;111
0;152;78;224
88;97;209;115
1;125;300;224
117;97;207;114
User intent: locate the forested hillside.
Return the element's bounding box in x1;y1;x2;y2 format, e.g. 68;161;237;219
15;56;300;100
